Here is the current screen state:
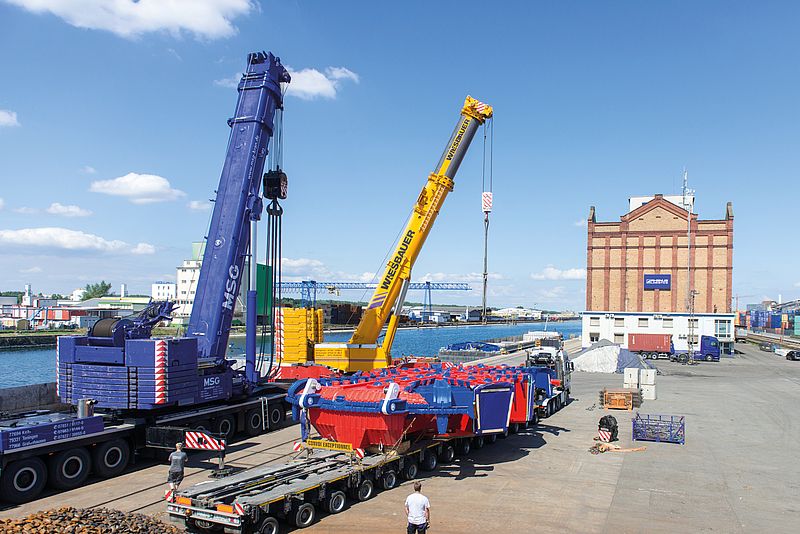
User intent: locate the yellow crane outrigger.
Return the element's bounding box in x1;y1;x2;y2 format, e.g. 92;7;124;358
312;96;493;372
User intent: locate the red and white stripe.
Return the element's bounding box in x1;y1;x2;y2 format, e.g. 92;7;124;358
353;448;365;459
598;429;612;443
482;191;493;213
164;489;174;502
274;308;284;363
154;340;167;404
474;101;488;114
184;431;225;451
293;441;304;452
233;502;245;516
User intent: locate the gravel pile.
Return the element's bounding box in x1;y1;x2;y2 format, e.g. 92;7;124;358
0;507;183;533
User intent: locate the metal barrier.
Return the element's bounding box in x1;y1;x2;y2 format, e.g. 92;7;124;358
632;413;685;444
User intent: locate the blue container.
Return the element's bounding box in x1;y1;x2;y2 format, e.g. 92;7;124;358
770;315;782;328
632;413;685;444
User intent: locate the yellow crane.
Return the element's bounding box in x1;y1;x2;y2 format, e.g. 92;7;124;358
309;96;493;372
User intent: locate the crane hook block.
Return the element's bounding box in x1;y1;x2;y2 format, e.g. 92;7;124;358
264;169;288;200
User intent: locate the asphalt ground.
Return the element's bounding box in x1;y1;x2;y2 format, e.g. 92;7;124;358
2;341;798;533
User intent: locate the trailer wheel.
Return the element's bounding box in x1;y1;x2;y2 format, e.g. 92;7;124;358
485;434;497;444
213;415;236;440
472;435;484;449
48;447;91;490
191;420;212;433
268;405;285;428
421;450;438;471
509;422;519;434
438;444;455;463
401;461;418;480
291;503;316;528
0;457;47;503
381;470;398;490
245;408;264;437
256;517;279;534
92;439;130;478
353;479;374;501
324;490;347;514
455;438;471;456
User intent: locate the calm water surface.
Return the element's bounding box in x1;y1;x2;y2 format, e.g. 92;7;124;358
0;321;580;389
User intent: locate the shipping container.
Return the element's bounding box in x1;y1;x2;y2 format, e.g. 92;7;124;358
628;333;673;355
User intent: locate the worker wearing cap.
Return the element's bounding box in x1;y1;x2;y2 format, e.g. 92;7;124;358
167;442;188;490
404;481;430;533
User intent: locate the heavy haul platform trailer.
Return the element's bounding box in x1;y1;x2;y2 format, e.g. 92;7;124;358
167;435;501;534
0;393;290;503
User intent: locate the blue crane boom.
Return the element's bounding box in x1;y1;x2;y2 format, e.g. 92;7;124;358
188;52;290;364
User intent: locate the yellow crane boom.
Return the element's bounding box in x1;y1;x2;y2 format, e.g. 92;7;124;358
313;96;493;372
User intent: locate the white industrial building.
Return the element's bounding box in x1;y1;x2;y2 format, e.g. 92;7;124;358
580;311;735;353
151;281;177;301
491;307;542;320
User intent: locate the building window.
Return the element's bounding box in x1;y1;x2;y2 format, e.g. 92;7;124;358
689;318;699;328
590;317;600;327
663;318;673;328
715;319;730;337
688;334;698;345
614;317;624;327
614;333;624;344
590;332;599;342
638;318;649;328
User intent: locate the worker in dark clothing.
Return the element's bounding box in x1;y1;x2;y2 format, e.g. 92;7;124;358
167;442;188;490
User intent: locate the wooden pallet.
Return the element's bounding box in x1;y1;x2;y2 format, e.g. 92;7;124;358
599;388;643;411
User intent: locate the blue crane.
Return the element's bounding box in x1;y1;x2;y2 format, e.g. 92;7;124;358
279;280;471;311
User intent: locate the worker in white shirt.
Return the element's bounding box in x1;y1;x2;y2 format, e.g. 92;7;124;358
404;481;430;533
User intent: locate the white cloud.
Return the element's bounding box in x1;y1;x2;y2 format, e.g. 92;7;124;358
0;227;153;255
0;109;20;127
0;198;4;210
46;202;92;217
531;266;586;280
90;172;185;204
280;257;373;282
213;73;241;89
81;165;97;174
131;242;156;255
13;207;38;215
419;272;503;283
573;218;588;228
19;266;42;274
6;0;253;39
284;66;359;100
188;200;212;211
535;286;567;302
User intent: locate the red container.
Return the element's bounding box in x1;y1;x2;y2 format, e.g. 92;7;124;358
628;333;672;353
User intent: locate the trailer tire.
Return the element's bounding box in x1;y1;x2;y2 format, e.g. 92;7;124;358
92;439;130;478
455;438;471;456
245;408;264;437
472;435;484;449
439;444;455;463
421;450;438;471
190;420;212;433
48;447;91;490
509;422;519;434
485;434;497;444
324;490;347;514
1;457;47;503
353;479;374;501
213;415;236;440
401;461;418;480
381;470;398;490
291;503;316;528
268;404;285;428
256;517;279;534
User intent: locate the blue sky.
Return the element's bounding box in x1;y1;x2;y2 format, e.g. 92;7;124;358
1;1;798;310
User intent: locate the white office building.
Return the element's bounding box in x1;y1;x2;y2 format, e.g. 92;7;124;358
580;311;735;353
151;282;177;301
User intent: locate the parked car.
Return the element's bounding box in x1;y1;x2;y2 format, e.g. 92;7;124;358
759;342;776;352
785;350;800;361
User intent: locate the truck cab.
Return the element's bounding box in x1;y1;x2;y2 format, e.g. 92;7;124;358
696;335;721;362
